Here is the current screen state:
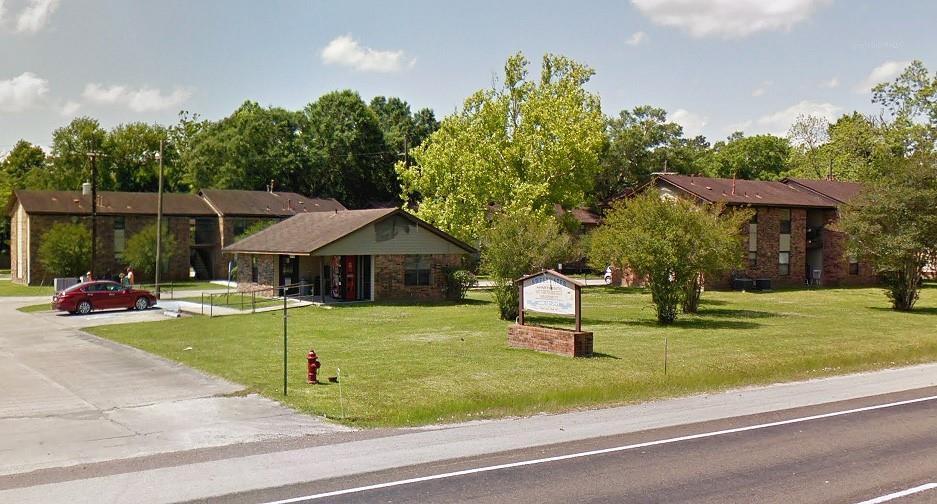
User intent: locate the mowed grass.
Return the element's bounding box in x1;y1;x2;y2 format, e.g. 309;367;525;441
0;280;53;296
86;284;937;428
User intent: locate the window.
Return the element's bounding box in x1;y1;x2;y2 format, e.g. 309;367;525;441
778;252;790;275
251;256;259;283
748;213;758;268
779;209;792;234
404;255;431;286
778;209;791;275
848;255;859;275
113;216;126;254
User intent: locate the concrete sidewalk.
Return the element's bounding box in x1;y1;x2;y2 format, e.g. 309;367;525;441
4;362;937;503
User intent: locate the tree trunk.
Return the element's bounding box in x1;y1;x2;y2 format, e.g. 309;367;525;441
682;273;703;314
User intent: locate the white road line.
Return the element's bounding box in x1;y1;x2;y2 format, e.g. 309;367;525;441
261;394;937;504
855;483;937;503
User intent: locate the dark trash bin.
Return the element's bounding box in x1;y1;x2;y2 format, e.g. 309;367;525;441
754;278;772;291
732;278;754;291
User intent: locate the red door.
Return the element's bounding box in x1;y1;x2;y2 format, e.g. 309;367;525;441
344;256;356;300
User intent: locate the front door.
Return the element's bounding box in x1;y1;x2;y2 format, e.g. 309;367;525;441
344;255;356;300
279;255;299;295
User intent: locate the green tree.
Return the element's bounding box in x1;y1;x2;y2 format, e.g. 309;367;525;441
398;53;605;243
1;140;47;256
839;153;937;311
46;117;108;191
38;222;91;278
235;219;276;242
183;101;308;193
704;133;791;180
589;191;748;324
104;122;182;192
121;223;178;281
480;211;573;320
786;114;832;179
304;90;391;207
597;106;693;198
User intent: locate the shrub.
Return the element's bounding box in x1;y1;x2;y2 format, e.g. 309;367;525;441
481;211;573;320
122;223;177;280
443;267;477;301
235;219;277;242
38;223;91;278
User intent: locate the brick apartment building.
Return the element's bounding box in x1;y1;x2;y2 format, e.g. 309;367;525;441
7;189;344;285
224;208;475;302
616;174;878;289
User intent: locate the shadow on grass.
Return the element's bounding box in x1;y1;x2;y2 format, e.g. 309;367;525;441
621;318;762;330
699;308;779;319
868;306;937;315
698;298;728;306
591;352;621;360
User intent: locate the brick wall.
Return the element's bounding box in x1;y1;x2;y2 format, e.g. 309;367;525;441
235;253;277;295
21;213;191;285
374;254;463;301
507;324;593;357
821;209;878;286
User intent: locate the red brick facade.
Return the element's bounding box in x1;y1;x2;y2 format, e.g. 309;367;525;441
507;324;594;357
12;213;190;285
374;254;462;301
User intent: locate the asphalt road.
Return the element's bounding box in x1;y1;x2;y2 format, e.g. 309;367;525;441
215;388;937;504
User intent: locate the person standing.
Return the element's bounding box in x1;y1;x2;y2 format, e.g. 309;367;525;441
119;272;130;289
126;267;135;287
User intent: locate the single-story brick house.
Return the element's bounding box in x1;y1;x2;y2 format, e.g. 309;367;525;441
7;189;344;285
223;208;476;302
614;174;877;289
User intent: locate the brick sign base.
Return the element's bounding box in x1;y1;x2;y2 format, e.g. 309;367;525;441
507;324;593;357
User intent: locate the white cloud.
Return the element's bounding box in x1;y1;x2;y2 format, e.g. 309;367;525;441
855;60;910;94
631;0;832;38
671;108;708;137
754;100;841;136
60;100;80;116
82;83;193;112
819;77;839;89
321;34;413;73
0;72;49;112
625;31;647;46
16;0;59;33
751;80;772;97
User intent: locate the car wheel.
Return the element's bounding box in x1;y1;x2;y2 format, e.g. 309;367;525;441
604;276;612;285
134;297;150;311
76;300;92;315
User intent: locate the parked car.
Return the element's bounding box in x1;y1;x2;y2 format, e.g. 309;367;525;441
52;281;157;315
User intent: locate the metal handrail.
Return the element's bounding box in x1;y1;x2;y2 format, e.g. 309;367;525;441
204;281;312;318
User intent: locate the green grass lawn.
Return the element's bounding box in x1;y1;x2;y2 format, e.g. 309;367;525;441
86;285;937;428
0;281;53;297
17;302;51;313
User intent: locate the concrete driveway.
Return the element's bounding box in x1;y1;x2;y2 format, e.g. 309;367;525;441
0;296;348;477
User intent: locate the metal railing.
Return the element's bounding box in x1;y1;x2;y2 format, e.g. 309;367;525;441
200;282;314;318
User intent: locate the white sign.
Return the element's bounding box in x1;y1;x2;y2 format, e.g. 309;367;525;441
523;275;576;315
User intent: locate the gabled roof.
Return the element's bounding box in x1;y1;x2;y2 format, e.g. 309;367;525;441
223;208;477;255
199;189;346;217
10;190;216;216
781;178;863;204
655;174;841;208
515;269;586;287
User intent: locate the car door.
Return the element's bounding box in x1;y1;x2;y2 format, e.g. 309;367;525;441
102;282;126;309
81;282;105;309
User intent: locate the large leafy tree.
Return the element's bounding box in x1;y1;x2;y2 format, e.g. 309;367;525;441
303;90;392;207
589;191;749;324
398;53;605;243
183;101;308;192
598;106;694;198
703;133;791;181
105;122;181;192
121;223;178;281
1;140;47;256
839;153;937;310
46;117;108;191
38;223;91;278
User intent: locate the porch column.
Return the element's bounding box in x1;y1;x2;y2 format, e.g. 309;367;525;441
319;257;325;303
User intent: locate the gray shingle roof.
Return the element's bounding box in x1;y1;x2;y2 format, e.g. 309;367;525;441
199;189;346;217
657;174;841;208
11;190;216;216
223;208;476;255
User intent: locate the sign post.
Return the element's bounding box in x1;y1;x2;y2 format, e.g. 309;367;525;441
508;270;592;357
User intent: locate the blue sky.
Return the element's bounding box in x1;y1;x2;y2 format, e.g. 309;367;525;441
1;0;935;153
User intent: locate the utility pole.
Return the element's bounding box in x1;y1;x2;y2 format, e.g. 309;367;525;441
86;151;102;277
155;140;164;299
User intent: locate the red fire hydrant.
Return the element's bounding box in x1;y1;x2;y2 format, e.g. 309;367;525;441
307;349;321;384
